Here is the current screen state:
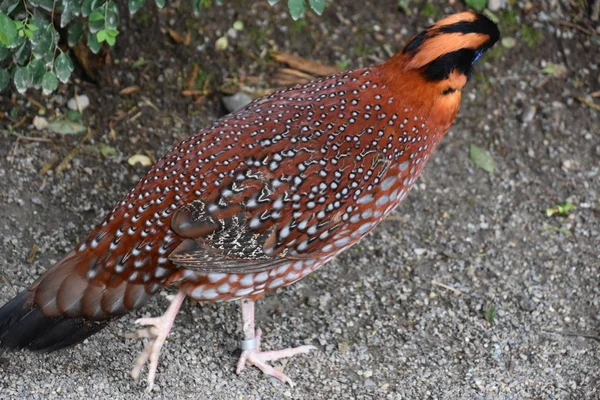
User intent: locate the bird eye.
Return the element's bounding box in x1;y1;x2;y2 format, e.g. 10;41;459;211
442;88;456;95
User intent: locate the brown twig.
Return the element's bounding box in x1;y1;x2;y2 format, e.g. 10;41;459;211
141;96;159;112
431;280;462;296
55;128;92;174
13;115;27;128
576;96;600;111
554;20;595;36
167;28;191;45
27;243;38;264
27;97;46;111
271;51;340;77
113;106;139;122
119;85;140;95
9;131;52;142
181;89;205;96
185;64;200;91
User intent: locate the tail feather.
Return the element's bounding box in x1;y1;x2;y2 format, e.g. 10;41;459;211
0;290;110;352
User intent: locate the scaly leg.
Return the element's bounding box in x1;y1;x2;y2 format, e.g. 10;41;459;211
235;299;316;386
127;290;186;392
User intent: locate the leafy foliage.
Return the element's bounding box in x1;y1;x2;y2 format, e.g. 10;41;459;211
269;0;326;20
465;0;488;12
0;1;328;95
469;144;495;173
545;202;575;217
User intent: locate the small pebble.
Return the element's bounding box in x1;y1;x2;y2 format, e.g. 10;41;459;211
67;95;90;111
222;93;252;113
33;116;48;130
520;296;536;312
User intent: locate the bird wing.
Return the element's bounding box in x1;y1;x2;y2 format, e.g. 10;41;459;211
167;120;396;274
167;145;392;274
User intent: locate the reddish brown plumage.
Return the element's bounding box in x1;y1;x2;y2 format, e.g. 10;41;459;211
0;12;499;358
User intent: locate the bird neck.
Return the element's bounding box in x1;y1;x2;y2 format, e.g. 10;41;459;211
378;57;461;140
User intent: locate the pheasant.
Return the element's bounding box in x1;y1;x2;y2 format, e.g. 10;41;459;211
0;12;499;391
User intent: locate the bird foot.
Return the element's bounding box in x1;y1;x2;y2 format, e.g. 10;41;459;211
235;328;317;387
125;291;186;392
127;315;173;392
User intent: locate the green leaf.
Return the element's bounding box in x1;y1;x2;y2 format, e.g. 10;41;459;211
81;0;93;16
31;19;57;63
26;24;39;32
88;10;105;33
13;40;31;65
308;0;324;15
469;144;495;173
13;66;33;94
485;303;496;323
105;34;116;46
0;0;20;15
60;0;77;28
233;20;244;31
28;59;46;87
465;0;487;12
66;110;82;121
0;12;17;47
99;143;118;157
131;57;146;68
48;119;86;134
287;0;306;20
29;0;54;12
128;0;146;14
542;62;567;78
545;202;576;217
54;52;74;83
41;70;58;94
0;68;9;91
96;29;107;43
0;46;8;61
87;30;101;53
88;9;104;21
68;20;84;46
482;9;499;24
155;0;166;8
105;2;120;30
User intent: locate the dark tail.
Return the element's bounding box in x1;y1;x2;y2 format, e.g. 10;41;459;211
0;290;111;352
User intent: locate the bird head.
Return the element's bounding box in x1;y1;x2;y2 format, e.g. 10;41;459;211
402;12;499;82
383;12;499;126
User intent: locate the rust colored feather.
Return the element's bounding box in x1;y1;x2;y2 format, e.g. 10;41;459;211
0;12;499;352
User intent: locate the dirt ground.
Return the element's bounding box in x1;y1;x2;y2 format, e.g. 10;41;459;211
0;0;599;399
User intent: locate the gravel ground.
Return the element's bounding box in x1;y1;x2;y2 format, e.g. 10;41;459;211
1;1;599;399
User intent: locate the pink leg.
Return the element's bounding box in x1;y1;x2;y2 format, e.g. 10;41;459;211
127;290;186;392
235;299;316;386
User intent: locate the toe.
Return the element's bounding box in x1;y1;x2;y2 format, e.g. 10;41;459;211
236;351;249;375
250;356;295;387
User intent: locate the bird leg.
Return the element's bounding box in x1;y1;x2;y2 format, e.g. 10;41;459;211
127;290;186;392
235;299;316;386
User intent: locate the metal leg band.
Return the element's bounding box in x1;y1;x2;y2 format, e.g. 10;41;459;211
240;337;258;351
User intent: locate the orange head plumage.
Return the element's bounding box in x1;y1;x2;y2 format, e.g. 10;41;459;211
381;11;500;127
